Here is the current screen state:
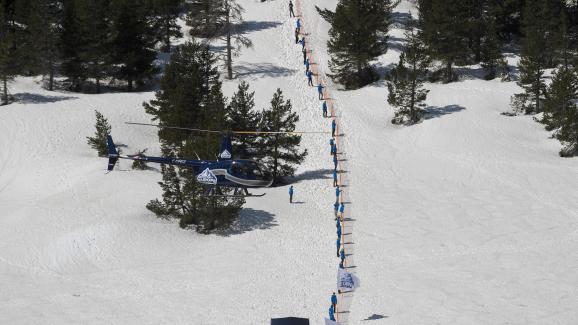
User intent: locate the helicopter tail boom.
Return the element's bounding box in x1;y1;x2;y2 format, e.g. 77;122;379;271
106;135;119;171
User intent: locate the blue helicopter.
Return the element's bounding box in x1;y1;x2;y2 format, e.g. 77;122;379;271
106;122;328;197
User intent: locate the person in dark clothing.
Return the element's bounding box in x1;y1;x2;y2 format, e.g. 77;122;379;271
334;202;339;218
333;169;338;187
340;248;345;264
302;47;307;63
307;70;313;86
289;1;295;17
294;28;299;44
322;101;328;117
331;142;337;156
317;83;324;99
336;238;341;257
331;292;338;311
331;119;336;137
329;137;334;155
305;58;310;74
289;185;294;203
333;152;338;172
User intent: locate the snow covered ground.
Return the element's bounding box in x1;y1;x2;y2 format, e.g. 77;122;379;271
1;0;577;324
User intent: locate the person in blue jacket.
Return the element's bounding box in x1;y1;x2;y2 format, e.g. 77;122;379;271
337;224;342;239
329;305;335;321
302;46;307;62
333;153;338;172
336;238;341;257
322;101;328;117
317;83;324;99
331;292;338;311
296;18;301;32
294;28;299;44
340;248;345;264
307;70;313;86
329;137;334;155
331;142;337;156
289;185;294;203
339;202;345;218
300;36;306;51
305;58;310;74
331;119;336;137
333;201;339;217
332;168;338;186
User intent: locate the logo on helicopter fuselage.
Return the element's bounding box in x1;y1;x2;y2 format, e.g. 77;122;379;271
220;149;231;159
196;168;218;185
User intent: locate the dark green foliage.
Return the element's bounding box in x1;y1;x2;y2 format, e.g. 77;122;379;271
131;149;149;170
186;0;224;38
87;110;112;157
557;102;578;157
257;89;307;183
60;0;84;91
0;0;20;104
144;40;219;149
542;67;578;130
419;0;469;82
387;25;430;125
226;81;261;159
23;0;62;90
480;17;503;80
79;0;112;93
110;0;157;91
324;0;393;89
144;40;245;233
148;0;183;52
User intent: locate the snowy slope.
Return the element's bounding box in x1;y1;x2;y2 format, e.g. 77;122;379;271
1;0;577;324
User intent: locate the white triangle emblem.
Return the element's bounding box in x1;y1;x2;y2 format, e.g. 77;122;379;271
220;149;231;159
196;168;218;185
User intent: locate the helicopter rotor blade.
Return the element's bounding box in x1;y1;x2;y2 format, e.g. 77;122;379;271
125;122;330;135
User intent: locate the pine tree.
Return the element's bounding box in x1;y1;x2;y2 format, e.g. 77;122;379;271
144;40;219;148
257;89;308;183
87;110;112;157
149;0;183;52
480;17;503;80
60;0;85;91
79;0;112;93
226;81;261;158
0;0;19;104
556;100;578;157
542;67;578;130
323;0;393;89
419;0;469;82
110;0;157;91
219;0;251;79
387;24;430;125
25;0;62;91
186;0;223;38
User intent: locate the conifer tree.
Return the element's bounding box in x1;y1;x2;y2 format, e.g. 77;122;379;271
144;40;219;148
556;100;578;157
0;0;18;104
219;0;251;79
257;89;307;183
110;0;157;91
322;0;393;89
87;110;112;157
60;0;85;91
542;67;578;130
186;0;223;38
419;0;469;82
149;0;183;52
79;0;112;93
387;24;430;125
226;81;261;158
25;0;62;91
480;17;503;80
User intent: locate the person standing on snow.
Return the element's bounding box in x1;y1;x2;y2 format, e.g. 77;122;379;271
305;58;310;74
317;82;324;99
289;185;294;203
300;36;306;51
333;169;338;187
339;202;345;218
340;248;346;264
322;101;328;117
294;28;299;44
329;137;334;155
307;70;313;86
335;185;341;204
331;119;336;137
289;1;295;17
331;142;337;156
302;46;307;63
331;292;338;311
333;153;338;172
296;18;301;33
336;237;341;257
334;201;339;217
329;305;336;321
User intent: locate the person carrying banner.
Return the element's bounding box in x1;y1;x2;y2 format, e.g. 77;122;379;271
289;185;294;203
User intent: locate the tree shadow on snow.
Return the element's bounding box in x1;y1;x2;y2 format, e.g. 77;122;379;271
13;92;78;104
236;62;296;78
217;208;277;236
293;168;333;181
424;105;465;119
243;20;282;33
362;314;389;321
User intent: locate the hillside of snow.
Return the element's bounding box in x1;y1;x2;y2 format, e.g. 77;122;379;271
1;0;577;324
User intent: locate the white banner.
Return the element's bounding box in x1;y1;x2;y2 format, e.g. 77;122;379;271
324;318;339;325
337;268;360;292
